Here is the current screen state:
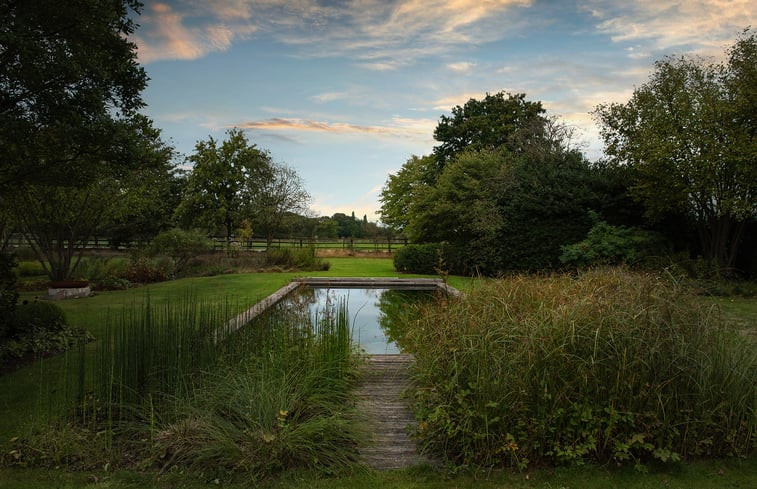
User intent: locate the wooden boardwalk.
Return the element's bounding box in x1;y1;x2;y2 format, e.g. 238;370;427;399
356;354;432;470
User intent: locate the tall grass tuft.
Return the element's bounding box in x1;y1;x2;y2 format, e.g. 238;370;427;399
9;291;362;477
405;268;756;470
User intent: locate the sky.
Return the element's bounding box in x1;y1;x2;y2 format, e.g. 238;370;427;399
131;0;755;222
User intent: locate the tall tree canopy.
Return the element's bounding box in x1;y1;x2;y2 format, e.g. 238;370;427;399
594;29;756;272
381;92;601;274
176;129;273;247
0;0;148;189
0;1;177;280
433;92;547;169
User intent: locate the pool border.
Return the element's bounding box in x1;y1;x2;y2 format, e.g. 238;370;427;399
225;277;462;336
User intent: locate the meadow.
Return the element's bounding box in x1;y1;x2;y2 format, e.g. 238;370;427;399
0;257;755;488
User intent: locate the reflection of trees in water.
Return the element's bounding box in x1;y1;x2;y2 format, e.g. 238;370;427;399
377;289;437;350
274;287;439;352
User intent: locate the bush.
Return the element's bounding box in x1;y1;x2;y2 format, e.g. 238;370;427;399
393;243;445;274
405;269;756;470
15;260;45;277
263;247;330;271
1;301;90;365
560;218;666;268
0;253;19;340
149;228;212;274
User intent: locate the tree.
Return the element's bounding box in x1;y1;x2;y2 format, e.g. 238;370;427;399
176;129;272;250
379;155;436;236
249;162;311;248
594;29;757;273
433;91;547;169
0;0;148;190
9;116;174;281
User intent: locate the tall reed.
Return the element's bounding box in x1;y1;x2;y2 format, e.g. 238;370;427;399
13;289;362;477
405;268;756;469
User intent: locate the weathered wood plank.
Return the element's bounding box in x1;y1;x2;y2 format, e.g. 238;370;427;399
357;354;435;470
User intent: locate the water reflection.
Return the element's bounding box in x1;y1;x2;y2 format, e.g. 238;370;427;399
286;288;435;354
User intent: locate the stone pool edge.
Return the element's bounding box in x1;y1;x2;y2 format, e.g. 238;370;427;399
224;277;463;338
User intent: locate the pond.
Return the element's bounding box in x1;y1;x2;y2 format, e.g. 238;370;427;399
286;287;437;354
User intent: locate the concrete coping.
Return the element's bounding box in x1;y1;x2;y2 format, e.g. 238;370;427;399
222;277;463;340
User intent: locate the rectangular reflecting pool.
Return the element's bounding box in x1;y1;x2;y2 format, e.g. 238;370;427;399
227;278;461;353
307;288;435;354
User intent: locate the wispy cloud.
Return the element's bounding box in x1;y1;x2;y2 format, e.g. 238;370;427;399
584;0;756;56
447;61;477;74
133;2;256;63
237;116;434;139
133;0;535;65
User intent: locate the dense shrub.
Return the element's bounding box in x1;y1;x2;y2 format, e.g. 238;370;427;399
1;301;90;365
0;253;19;340
393;243;445;274
560;218;666;268
14;260;45;277
263;246;330;271
149;228;213;274
404;269;755;470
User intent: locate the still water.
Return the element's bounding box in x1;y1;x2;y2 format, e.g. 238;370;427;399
299;288;434;354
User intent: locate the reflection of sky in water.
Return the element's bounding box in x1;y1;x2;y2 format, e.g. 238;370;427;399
310;288;399;354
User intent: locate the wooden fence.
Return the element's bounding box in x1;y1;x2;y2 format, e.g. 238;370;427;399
5;234;408;253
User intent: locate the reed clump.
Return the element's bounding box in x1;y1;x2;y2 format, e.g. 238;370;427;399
6;293;361;479
405;268;756;470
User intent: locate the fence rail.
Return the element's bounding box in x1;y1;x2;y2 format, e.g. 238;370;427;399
5;234;408;253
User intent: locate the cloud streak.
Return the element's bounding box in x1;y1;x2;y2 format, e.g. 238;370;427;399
238;116;435;140
585;0;756;55
133;2;256;63
133;0;534;65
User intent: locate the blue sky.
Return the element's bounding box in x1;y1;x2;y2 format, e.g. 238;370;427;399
131;0;755;221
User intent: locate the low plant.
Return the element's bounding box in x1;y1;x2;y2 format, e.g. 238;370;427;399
148;228;213;275
404;268;756;470
263;247;330;271
1;301;91;367
560;217;666;268
6;291;361;478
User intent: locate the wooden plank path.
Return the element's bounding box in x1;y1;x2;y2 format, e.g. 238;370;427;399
357;354;433;470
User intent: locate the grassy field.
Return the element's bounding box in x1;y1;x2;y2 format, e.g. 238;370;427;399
1;259;755;488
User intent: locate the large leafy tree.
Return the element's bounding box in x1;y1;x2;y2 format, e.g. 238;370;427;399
594;29;756;273
381;92;600;275
176;129;273;249
0;1;177;281
10;116;173;281
0;0;148;189
432;91;547;169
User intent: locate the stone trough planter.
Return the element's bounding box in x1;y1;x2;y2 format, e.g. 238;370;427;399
46;280;91;300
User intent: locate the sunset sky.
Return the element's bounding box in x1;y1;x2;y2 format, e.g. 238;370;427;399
131;0;755;221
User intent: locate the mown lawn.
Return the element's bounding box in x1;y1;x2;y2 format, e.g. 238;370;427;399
1;260;755;488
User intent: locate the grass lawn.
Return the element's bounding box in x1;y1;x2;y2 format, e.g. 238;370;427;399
1;259;755;488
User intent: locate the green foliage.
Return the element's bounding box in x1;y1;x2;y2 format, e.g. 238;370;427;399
149;228;213;274
0;0;148;190
263;247;330;271
404;269;756;469
433;92;547;167
1;301;90;366
8;293;360;477
380;92;603;275
393;243;446;275
594;29;757;272
175;128;273;245
560;216;666;268
0;253;19;340
14;261;45;277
